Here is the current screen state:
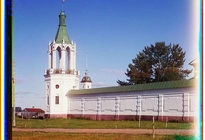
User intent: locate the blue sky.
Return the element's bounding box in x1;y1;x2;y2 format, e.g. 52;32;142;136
13;0;200;110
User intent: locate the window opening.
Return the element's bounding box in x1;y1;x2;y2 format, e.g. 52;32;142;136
55;96;59;104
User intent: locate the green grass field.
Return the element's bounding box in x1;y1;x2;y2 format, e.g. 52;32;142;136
14;117;193;129
13;118;197;140
12;131;197;140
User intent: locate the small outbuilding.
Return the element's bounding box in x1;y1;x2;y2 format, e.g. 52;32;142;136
22;107;45;119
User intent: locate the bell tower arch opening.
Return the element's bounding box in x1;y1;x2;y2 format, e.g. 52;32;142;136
56;47;62;69
66;47;70;70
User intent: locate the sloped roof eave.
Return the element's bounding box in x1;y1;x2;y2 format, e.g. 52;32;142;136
189;58;198;65
24;108;45;113
67;79;197;96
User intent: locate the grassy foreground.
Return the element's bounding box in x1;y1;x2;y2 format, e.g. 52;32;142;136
14;117;193;129
12;131;196;140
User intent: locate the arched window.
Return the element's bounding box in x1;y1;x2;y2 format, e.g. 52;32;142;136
55;96;59;104
66;47;70;70
47;95;49;105
56;47;61;69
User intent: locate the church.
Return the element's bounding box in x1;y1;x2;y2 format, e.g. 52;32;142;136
44;10;198;122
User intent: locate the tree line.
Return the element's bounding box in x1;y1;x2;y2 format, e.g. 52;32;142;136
117;42;192;86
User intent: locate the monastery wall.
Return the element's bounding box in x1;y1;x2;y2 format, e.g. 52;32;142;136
67;87;197;122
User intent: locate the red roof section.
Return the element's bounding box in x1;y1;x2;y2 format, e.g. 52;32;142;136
24;108;45;113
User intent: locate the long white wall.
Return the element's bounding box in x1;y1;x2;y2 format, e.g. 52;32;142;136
67;87;197;121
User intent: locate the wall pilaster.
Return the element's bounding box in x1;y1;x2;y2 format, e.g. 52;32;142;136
158;94;163;121
183;92;189;119
137;96;141;116
97;98;101;120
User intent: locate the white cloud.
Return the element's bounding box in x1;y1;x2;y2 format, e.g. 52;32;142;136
92;82;117;88
36;96;45;99
15;77;36;84
15;95;25;98
100;68;125;76
92;82;106;87
15;91;33;95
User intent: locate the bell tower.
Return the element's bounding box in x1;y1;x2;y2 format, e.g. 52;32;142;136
44;10;80;118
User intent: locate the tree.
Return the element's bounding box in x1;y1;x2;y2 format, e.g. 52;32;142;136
117;42;192;85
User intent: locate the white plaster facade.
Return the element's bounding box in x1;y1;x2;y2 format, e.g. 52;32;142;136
67;86;198;121
81;82;92;89
44;74;80;117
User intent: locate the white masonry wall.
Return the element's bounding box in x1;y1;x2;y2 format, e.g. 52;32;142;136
67;87;198;120
45;74;80;117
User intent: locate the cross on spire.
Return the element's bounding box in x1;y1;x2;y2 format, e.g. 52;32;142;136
86;50;88;71
61;0;65;12
85;50;88;75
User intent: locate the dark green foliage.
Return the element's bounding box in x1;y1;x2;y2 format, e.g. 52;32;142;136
117;42;192;85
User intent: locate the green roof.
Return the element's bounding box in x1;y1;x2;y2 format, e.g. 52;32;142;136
55;11;71;44
67;79;197;95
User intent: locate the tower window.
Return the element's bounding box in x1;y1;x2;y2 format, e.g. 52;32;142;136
55;96;59;104
47;96;49;105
